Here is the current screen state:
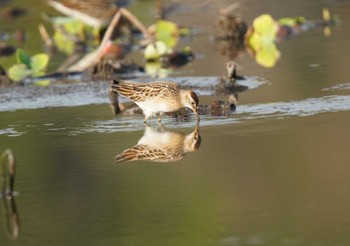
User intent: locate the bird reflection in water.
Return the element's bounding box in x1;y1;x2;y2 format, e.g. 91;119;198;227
115;125;202;163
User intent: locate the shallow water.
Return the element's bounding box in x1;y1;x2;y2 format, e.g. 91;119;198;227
1;0;350;245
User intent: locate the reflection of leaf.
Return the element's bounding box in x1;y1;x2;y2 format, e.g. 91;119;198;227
34;79;51;86
156;20;179;48
255;42;280;68
16;49;31;67
31;54;49;75
145;62;172;78
323;8;331;22
8;64;32;81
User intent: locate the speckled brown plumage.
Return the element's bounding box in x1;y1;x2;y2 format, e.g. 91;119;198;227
110;79;200;123
115;126;201;163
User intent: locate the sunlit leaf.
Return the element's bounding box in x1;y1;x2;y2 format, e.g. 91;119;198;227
15;49;31;67
278;18;297;27
144;41;170;61
252;14;278;40
53;29;75;55
179;27;190;36
63;19;85;37
278;16;306;27
248;32;263;51
155;20;179;48
31;53;49;74
8;64;32;81
34;79;51;86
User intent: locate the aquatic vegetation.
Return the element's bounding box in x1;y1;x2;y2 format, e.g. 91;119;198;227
7;49;49;82
247;14;280;68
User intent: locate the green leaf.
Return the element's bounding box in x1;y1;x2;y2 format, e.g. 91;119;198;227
278;17;297;27
53;29;75;55
144;41;170;61
252;14;278;40
278;16;306;27
16;49;31;67
31;53;49;74
248;14;279;53
63;19;85;35
8;64;32;81
155;20;179;48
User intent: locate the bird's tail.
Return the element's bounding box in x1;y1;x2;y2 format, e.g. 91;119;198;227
115;148;139;163
110;79;139;98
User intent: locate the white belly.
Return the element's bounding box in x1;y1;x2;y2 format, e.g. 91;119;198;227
137;100;180;114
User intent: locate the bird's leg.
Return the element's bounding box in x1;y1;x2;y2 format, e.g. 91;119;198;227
157;113;163;124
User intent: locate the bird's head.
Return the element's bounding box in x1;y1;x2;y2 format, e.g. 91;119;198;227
181;90;200;121
184;126;202;153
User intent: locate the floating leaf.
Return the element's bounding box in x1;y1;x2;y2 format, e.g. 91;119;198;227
155;20;179;48
252;14;278;40
278;18;297;27
15;49;31;67
31;53;49;75
278;16;306;27
144;41;170;61
8;64;32;81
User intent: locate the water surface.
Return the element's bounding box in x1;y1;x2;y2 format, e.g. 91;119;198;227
1;0;350;245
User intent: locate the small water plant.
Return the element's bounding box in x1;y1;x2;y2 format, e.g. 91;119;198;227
8;49;49;82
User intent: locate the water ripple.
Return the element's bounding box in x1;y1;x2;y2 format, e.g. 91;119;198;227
74;95;350;134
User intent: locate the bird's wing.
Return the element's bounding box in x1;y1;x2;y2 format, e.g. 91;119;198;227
111;81;181;102
115;144;183;163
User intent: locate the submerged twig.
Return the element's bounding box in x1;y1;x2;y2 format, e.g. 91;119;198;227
0;149;20;239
